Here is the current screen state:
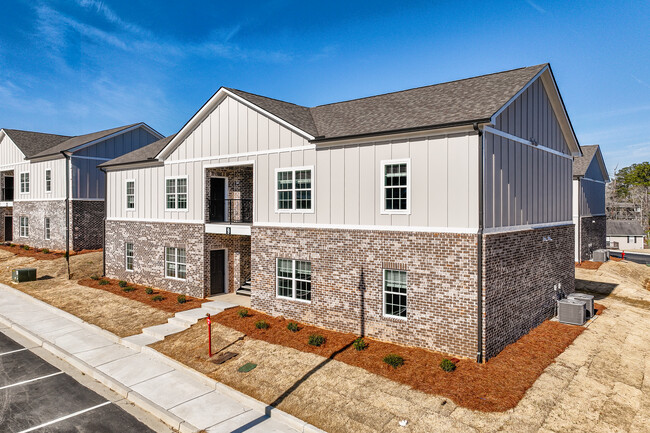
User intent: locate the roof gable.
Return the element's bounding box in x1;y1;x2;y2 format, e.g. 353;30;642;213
573;145;609;181
1;129;71;158
607;220;645;236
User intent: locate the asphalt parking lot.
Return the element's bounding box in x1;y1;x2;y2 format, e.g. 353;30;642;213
0;330;160;432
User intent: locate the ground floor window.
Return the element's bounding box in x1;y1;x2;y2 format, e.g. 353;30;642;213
276;258;311;301
44;217;50;240
165;247;186;279
19;216;28;237
383;269;407;318
125;242;134;271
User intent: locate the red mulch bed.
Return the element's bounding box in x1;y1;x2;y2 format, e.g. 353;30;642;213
0;244;100;261
575;261;603;270
594;302;606;315
213;307;591;412
78;277;202;313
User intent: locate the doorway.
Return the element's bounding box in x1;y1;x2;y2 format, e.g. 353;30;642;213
210;249;227;295
209;177;227;222
4;216;12;242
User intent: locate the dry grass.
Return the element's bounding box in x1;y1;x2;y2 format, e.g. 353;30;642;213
0;243;101;260
0;250;174;337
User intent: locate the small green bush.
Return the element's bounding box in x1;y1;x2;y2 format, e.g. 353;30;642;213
439;358;456;372
145;287;153;295
308;334;325;347
151;295;164;302
99;280;109;285
353;337;368;351
383;354;404;369
177;294;187;304
237;309;249;318
9;244;15;247
42;248;50;254
23;245;30;251
118;280;127;288
90;275;100;280
122;287;136;293
255;320;269;329
287;322;299;332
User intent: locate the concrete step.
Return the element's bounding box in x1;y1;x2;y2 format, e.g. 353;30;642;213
142;322;189;340
236;288;251;297
121;333;162;349
201;300;236;313
170;308;214;326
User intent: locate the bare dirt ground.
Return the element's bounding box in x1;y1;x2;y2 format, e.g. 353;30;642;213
0;250;173;337
153;260;650;433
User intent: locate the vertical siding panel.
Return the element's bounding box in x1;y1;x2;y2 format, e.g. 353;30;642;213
278;152;292;223
257;154;269;222
315;148;330;224
448;135;469;228
302;150;317;225
247;108;258;152
219;103;228;156
238;103;248;153
228;98;238;155
330;148;345;224
483;135;493;228
344;146;360;225
375;143;391;226
359;145;375;225
268;121;279;150
258;115;269;151
467;135;479;228
410;138;428;227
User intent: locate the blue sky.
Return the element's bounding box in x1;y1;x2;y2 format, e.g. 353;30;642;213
0;0;648;173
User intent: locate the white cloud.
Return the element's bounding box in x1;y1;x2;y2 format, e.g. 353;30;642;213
525;0;546;14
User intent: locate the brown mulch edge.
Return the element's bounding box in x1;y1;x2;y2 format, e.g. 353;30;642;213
0;244;101;261
575;261;603;270
78;277;202;313
594;302;606;315
212;307;589;412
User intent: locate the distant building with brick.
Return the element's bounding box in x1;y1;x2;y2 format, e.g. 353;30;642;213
101;64;581;361
0;124;161;250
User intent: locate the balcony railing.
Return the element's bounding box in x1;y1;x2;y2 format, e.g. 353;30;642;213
1;188;13;202
209;199;253;224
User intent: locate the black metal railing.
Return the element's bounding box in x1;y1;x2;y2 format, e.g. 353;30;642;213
209;198;253;223
1;188;13;202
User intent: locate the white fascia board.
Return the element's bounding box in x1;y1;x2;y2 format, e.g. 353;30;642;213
314;125;477;148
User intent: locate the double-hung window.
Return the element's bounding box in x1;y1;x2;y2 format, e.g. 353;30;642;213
383;269;407;318
381;160;410;214
165;247;186;279
276;167;313;212
125;242;134;271
45;169;51;193
276;258;311;301
20;172;29;194
126;180;135;210
44;217;51;240
166;177;188;210
19;216;28;237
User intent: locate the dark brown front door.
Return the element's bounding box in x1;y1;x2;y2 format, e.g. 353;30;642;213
209;178;226;222
210;250;226;295
4;216;12;242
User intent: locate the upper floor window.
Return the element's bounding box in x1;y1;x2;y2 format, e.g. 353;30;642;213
20;172;29;194
45;169;51;193
276;167;313;212
166;177;187;210
381;160;410;214
126;180;135;210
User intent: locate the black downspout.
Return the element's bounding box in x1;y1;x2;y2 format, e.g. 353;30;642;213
473;123;484;364
62;152;71;279
100;167;107;277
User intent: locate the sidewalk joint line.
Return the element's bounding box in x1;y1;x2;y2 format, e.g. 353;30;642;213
0;347;29;356
0;371;64;390
17;401;112;433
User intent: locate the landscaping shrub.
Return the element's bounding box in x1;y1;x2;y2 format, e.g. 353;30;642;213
308;334;326;347
440;358;456;372
122;287;136;293
255;320;269;329
42;248;50;254
237;309;249;318
151;295;164;302
99;280;109;285
145;287;153;294
23;245;30;250
287;322;299;332
177;294;187;304
383;354;404;369
353;337;368;351
118;280;127;288
9;244;15;247
90;275;100;280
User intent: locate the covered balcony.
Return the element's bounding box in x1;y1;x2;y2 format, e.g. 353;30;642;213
204;164;253;236
0;171;14;207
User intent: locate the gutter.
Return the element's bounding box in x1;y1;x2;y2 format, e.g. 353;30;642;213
473;122;484;363
62;151;71;279
99;166;107;277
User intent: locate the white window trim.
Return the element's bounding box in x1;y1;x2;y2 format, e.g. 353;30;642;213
274;166;315;214
19;216;28;238
382;269;408;320
380;159;411;215
19;172;30;194
275;258;312;303
125;242;134;272
45;169;52;193
164;246;187;280
44;217;51;240
165;176;189;212
125;179;136;211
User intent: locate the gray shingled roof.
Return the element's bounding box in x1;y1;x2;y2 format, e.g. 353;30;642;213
2;129;71;158
573;144;599;177
607;220;645;236
99;134;175;167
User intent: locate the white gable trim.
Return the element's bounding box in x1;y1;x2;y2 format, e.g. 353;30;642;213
155;88;316;161
0;129;28;162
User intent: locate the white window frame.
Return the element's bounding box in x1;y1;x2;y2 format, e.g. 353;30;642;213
380;159;411;215
125;179;136;211
19;172;30;194
125;242;134;271
274;166;314;214
165;176;189;211
382;269;407;320
44;217;51;240
19;216;28;237
45;169;52;193
275;258;312;303
164;246;187;280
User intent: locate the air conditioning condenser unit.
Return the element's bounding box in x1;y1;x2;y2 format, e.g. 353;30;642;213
568;293;595;318
558;299;586;326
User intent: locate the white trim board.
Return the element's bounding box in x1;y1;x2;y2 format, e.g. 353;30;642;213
106;217;204;224
70;155;112;161
483;126;573;160
165;144;315;166
483;220;573;234
253;221;479;234
581;177;606;184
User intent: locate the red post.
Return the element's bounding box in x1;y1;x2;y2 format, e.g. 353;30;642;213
622;251;625;260
206;313;212;358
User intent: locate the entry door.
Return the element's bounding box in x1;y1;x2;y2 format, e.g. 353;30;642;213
210;250;226;295
4;177;13;201
209;178;226;222
4;216;12;242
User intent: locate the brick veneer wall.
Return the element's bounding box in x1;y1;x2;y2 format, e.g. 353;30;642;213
12;200;67;250
579;215;606;261
482;224;574;360
204;234;251;295
70;200;105;250
204;166;253;223
251;226;479;357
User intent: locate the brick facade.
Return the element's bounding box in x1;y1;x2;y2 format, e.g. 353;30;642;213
579;215;606;261
204;234;251;295
482;224;575;359
250;226;479;358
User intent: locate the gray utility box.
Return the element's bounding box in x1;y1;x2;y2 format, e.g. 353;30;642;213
12;268;37;283
558;298;586;326
592;249;609;262
568;293;595;318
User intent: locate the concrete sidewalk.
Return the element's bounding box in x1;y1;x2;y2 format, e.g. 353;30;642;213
0;283;322;433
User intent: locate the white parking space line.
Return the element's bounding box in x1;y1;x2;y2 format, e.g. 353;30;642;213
17;401;112;433
0;348;29;356
0;371;64;390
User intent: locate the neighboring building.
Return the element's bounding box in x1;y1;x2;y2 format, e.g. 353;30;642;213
101;63;580;361
606;220;646;250
0;124;162;250
572;145;609;261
